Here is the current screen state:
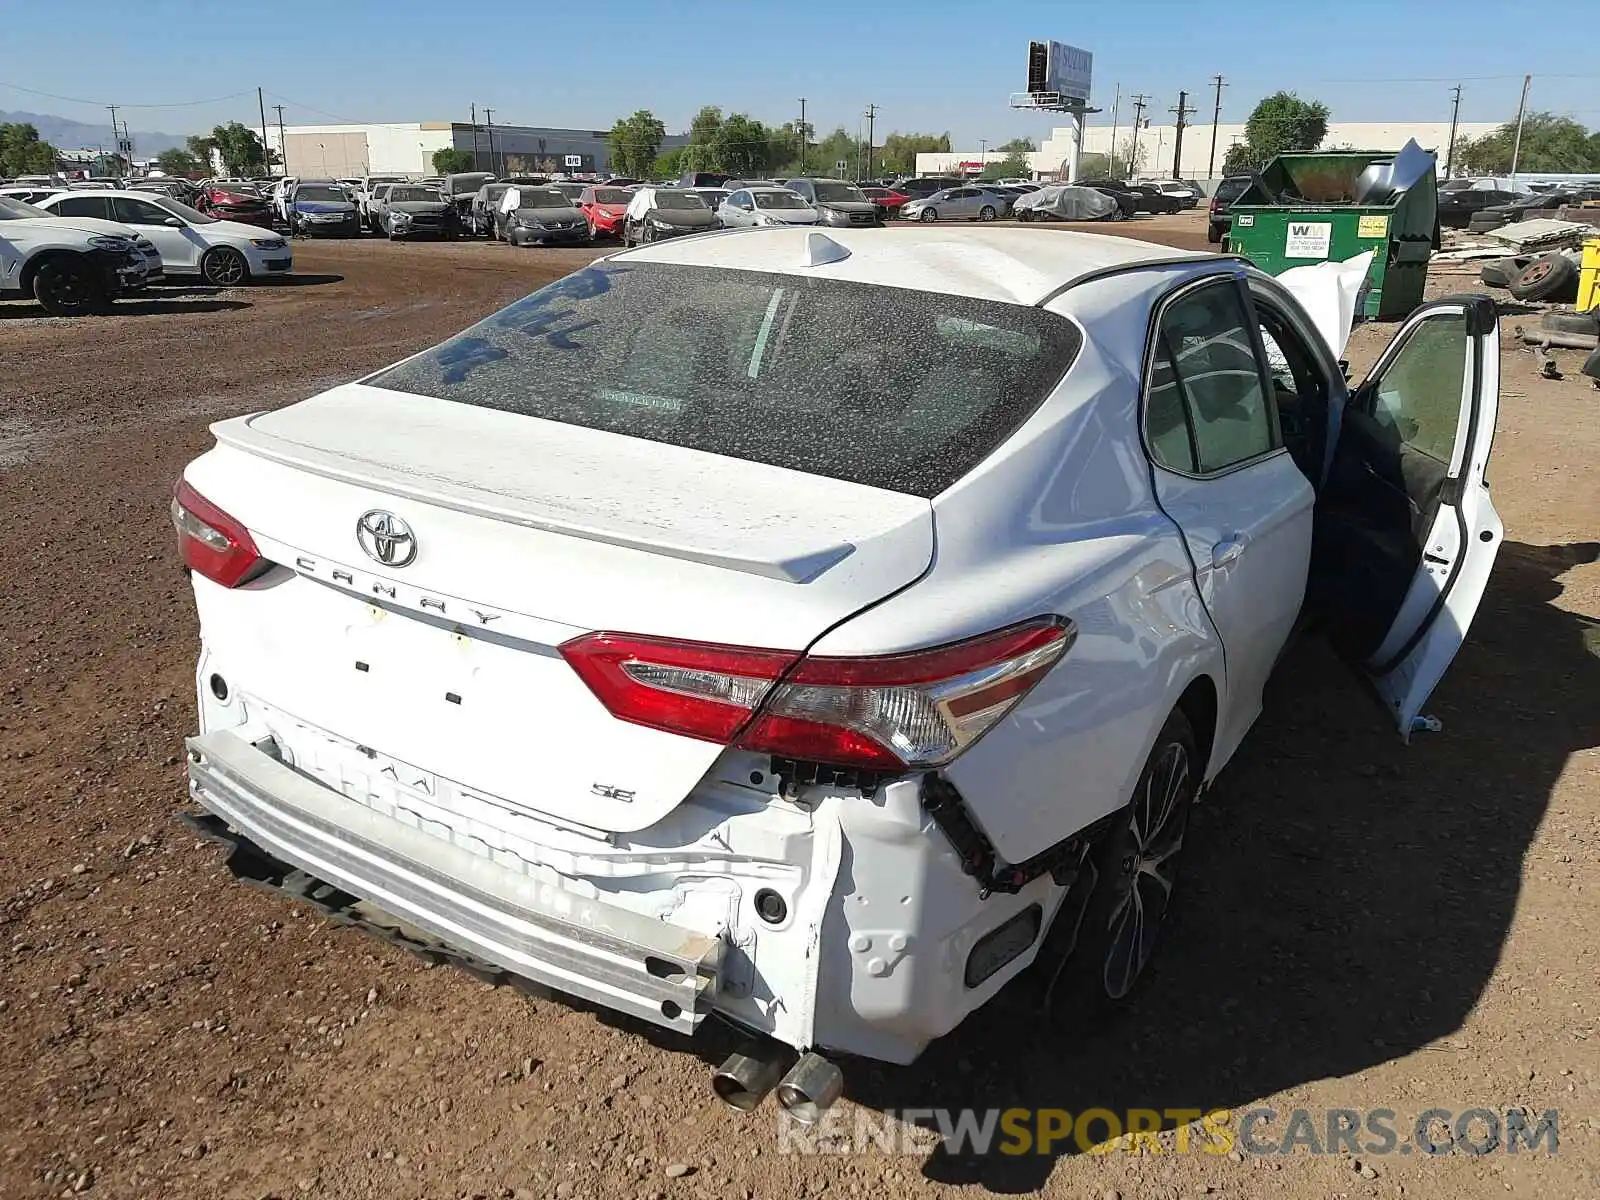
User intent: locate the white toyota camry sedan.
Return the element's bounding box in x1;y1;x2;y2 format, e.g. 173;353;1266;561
172;227;1500;1120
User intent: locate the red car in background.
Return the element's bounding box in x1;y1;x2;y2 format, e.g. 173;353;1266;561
197;183;274;229
861;186;911;221
579;184;635;240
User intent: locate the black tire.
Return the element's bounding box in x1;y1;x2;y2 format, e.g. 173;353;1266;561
640;222;656;244
1043;709;1198;1014
1508;253;1579;303
977;204;997;222
200;246;249;287
919;208;937;222
1206;222;1223;244
1479;256;1532;288
31;256;108;317
1017;209;1034;222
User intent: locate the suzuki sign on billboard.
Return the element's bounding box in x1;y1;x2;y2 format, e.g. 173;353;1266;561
1026;41;1093;105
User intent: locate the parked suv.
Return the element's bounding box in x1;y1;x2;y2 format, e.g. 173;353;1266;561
0;193;146;315
783;177;882;227
891;175;962;199
1207;174;1257;244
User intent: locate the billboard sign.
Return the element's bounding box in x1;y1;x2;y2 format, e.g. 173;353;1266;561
1027;41;1093;105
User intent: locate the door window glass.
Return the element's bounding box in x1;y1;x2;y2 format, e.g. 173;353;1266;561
112;197;173;226
1370;313;1467;465
51;195;113;220
1151;282;1278;473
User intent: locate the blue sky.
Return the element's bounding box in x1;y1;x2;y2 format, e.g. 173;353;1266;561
4;0;1596;147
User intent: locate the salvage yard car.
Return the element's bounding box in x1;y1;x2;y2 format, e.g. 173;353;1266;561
37;189;289;285
783;177;883;227
621;186;718;244
288;181;361;237
498;185;590;247
371;184;457;240
578;185;634;240
172;228;1502;1123
0;193;146;315
716;186;821;229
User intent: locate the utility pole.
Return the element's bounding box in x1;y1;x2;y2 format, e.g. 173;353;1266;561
1108;83;1121;179
1509;74;1532;182
272;104;289;176
1444;85;1462;179
470;103;480;170
484;107;496;176
121;120;135;175
864;103;878;180
1127;94;1150;177
1169;90;1196;179
1207;75;1227;180
258;87;271;177
797;98;807;173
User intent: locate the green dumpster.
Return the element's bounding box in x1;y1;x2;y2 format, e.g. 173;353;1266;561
1226;141;1438;319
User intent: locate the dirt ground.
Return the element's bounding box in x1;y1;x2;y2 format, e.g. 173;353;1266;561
2;213;1598;1200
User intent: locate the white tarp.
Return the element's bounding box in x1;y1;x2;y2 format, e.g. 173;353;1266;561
1275;251;1374;359
1012;185;1119;221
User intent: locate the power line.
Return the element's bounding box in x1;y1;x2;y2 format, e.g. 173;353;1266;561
0;79;255;109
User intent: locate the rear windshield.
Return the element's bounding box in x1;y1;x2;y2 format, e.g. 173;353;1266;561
1215;177;1252;201
296;186;346;202
369;263;1082;497
656;192;706;211
594;188;632;204
755;191;809;210
387;187;441;203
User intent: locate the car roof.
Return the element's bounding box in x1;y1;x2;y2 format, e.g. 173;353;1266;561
617;226;1208;306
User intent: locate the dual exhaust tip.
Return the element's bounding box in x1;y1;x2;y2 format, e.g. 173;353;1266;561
713;1042;843;1124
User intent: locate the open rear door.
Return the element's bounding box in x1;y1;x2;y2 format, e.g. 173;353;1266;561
1350;294;1503;738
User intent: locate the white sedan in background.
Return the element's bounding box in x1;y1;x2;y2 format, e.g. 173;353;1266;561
171;228;1499;1122
37;189;290;285
716;186;822;228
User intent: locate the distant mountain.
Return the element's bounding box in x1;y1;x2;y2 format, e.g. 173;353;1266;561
0;108;190;155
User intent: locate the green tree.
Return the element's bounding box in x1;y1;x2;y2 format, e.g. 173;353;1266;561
0;123;59;176
185;134;218;172
154;148;204;177
878;132;952;177
681;105;724;171
981;152;1030;181
1454;113;1600;174
1229;91;1329;171
997;136;1036;154
432;147;477;174
810;126;865;177
208;121;274;176
607;110;666;178
714;113;773;177
651;147;686;180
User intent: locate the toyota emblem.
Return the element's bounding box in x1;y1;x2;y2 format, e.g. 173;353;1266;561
355;510;417;567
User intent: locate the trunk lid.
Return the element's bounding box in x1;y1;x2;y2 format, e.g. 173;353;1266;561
187;383;933;833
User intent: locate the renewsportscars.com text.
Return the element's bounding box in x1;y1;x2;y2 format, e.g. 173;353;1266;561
777;1106;1560;1157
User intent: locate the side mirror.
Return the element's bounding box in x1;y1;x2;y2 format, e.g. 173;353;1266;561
164;217;185;227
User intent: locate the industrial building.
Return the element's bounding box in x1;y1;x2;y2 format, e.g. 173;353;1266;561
265;121;689;178
917;120;1502;183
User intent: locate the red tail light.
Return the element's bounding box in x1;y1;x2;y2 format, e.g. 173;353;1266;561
561;617;1074;772
170;478;266;587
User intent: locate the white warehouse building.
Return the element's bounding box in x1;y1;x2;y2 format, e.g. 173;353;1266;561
266;121;689;178
917;120;1502;183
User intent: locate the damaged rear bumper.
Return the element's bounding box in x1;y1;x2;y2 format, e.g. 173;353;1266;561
183;729;722;1034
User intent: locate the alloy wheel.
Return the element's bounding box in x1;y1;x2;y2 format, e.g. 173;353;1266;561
1101;740;1190;1000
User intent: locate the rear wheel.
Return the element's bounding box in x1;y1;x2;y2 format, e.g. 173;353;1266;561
978;205;997;221
31;257;108;317
1041;709;1197;1014
200;246;248;287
